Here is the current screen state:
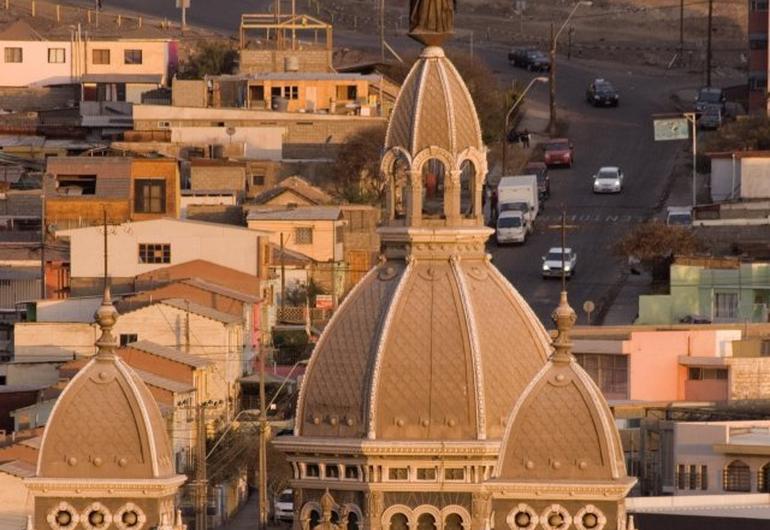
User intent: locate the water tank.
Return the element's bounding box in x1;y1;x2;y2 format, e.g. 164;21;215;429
271;96;289;112
284;56;300;72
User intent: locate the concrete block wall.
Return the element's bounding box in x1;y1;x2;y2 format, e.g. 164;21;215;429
239;49;332;74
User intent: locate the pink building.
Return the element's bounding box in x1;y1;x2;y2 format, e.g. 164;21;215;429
570;324;770;403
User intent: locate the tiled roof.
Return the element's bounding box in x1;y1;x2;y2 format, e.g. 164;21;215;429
122;340;212;368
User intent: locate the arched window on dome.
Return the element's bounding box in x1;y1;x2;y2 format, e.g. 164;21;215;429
309;509;321;529
444;513;464;530
459;159;476;217
347;511;360;530
417;513;437;530
724;460;751;492
392;153;410;220
422;158;446;218
389;513;409;530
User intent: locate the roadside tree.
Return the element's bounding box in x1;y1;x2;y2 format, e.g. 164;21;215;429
614;221;701;281
178;40;238;79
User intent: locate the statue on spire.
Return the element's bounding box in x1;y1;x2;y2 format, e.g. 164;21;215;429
408;0;455;46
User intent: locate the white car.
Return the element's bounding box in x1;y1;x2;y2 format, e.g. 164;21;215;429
274;489;294;523
592;166;624;193
542;247;577;278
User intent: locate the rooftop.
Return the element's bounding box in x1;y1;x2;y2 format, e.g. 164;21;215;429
247;205;342;221
133;368;196;394
120;340;212;369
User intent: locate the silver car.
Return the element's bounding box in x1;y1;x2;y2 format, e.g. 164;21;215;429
542;247;577;278
592;166;624;193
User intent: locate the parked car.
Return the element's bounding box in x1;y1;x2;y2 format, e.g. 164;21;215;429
542;247;577;278
699;104;722;130
592;166;624;193
666;206;692;226
508;47;551;71
543;139;574;168
274;489;294;523
695;86;725;113
586;78;619;107
524;161;550;200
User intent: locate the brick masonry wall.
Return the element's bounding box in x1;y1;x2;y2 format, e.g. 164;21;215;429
731;357;770;400
190;166;246;192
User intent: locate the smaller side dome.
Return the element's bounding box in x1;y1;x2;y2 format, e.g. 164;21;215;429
495;292;628;483
35;287;176;480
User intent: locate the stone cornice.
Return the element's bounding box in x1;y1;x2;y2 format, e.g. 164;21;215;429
25;475;187;498
484;478;637;501
273;436;501;457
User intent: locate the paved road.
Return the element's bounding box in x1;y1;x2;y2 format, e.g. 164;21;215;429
70;0;710;324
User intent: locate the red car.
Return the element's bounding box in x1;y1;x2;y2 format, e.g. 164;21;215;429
543;138;574;168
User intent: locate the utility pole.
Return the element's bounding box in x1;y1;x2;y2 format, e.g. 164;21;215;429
258;343;269;530
280;233;286;318
706;0;713;87
679;0;684;60
185;300;191;353
40;185;46;299
194;403;208;530
379;0;385;62
549;22;556;136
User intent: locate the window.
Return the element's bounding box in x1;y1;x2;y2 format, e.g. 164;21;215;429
120;333;138;346
389;514;409;530
416;468;436;480
751;0;768;11
48;48;66;63
252;173;265;186
124;49;143;64
444;514;463;530
677;464;686;490
574;353;629;399
335;224;344;244
388;467;408;480
724;460;751;492
134;179;166;213
0;375;6;385
295;227;313;245
422;158;446;218
283;85;299;100
760;463;770;492
336;85;358;100
444;468;465;480
687;367;728;380
56;174;97;195
689;464;698;490
4;47;22;63
344;465;359;479
460;159;476;216
138;243;171;264
701;465;708;490
92;49;110;65
306;463;320;477
325;464;339;478
715;292;739;319
417;514;436;530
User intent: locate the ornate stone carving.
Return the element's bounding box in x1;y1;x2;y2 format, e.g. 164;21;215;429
46;502;79;530
366;491;385;530
114;503;147;530
505;504;538;530
574;505;606;530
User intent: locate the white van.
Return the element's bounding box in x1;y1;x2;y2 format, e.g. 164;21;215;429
496;210;528;244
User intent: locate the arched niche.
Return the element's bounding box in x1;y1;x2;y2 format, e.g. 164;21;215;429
421;158;447;218
459;159;476;217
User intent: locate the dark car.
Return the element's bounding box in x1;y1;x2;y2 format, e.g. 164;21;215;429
586;78;619;107
543;138;574;168
695;86;725;113
524;161;550;199
698;104;722;130
508;47;551;71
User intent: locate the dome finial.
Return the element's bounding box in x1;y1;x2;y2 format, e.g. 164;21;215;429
94;207;118;358
550;290;576;364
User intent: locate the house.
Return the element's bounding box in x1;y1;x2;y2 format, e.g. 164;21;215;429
252;175;333;207
748;0;769;115
189;158;281;199
709;151;770;201
638;257;770;325
45;156;181;229
0;20;177;92
56;218;270;295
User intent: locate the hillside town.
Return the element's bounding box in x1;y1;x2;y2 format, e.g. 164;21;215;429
0;0;769;530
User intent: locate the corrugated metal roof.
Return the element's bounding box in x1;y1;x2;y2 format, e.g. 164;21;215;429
82;74;163;84
0;459;36;478
211;72;380;82
124;340;212;368
181;278;261;304
161;298;242;325
247;206;341;221
133;368;195;394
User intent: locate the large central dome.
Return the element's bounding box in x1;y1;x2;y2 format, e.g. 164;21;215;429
296;256;551;441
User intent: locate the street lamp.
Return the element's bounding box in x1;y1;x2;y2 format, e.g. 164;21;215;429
548;1;592;136
502;76;548;175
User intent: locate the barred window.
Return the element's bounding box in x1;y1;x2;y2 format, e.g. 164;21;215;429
677;464;686;490
701;465;708;490
689;464;698;490
295;227;313;245
138;243;170;264
724;460;751;492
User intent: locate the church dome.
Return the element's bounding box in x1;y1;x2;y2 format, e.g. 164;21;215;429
36;290;176;480
295;255;551;441
495;293;628;482
385;46;483;158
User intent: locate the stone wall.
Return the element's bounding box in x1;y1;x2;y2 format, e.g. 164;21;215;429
172;79;208;108
730;357;770;400
0;85;79;112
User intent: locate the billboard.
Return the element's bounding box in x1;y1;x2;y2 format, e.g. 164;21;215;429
653;117;690;141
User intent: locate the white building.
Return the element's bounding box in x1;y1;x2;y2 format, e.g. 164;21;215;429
57;218;270;295
710;151;770;202
674;420;770;496
0;20;177;94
